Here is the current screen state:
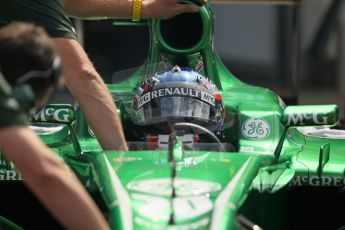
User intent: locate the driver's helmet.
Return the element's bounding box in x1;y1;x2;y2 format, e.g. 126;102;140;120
132;65;224;133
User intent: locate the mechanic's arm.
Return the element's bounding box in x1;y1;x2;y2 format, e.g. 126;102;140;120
0;126;110;230
62;0;205;20
53;38;128;151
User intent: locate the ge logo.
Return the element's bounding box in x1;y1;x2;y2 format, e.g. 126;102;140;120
242;118;270;140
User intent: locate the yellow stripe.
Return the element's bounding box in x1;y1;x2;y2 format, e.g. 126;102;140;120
132;0;142;21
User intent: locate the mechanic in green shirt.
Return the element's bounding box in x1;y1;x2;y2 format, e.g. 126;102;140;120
0;22;110;230
0;0;205;152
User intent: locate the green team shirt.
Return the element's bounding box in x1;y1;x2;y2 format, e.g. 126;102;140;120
0;72;27;129
0;0;77;40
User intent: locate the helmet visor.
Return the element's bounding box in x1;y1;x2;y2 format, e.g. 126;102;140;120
133;85;220;127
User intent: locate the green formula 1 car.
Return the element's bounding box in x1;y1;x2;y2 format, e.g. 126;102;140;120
1;1;345;229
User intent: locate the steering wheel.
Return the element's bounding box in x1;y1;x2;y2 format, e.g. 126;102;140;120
172;122;222;144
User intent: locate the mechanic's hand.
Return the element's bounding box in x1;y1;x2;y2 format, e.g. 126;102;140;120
141;0;206;20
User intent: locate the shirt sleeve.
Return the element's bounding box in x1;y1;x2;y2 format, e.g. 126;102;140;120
0;0;78;40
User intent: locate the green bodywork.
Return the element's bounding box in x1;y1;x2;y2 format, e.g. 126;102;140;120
1;1;345;229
